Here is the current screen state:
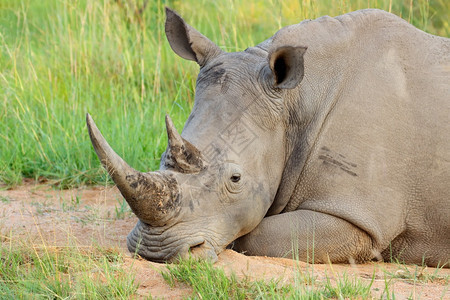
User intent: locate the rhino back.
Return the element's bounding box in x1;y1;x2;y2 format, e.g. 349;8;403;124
271;9;449;263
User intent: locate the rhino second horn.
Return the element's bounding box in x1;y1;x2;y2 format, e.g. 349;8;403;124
86;113;181;225
164;115;205;173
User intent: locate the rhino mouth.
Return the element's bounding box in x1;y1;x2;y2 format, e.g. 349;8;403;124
127;220;219;262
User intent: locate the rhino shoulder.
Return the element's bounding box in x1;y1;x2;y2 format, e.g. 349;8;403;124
269;9;416;51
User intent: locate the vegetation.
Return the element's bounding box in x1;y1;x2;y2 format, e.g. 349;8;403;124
162;257;293;299
162;257;375;299
1;0;449;187
0;1;449;298
1;240;448;299
0;240;137;299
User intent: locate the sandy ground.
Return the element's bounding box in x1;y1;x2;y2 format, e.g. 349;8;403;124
1;182;448;299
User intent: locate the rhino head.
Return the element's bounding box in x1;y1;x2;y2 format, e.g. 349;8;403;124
86;8;307;262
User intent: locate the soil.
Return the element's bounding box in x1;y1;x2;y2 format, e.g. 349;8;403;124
1;182;448;299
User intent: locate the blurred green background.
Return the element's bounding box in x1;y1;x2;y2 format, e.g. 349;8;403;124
1;0;448;187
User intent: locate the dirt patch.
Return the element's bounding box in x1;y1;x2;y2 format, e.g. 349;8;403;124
1;183;448;299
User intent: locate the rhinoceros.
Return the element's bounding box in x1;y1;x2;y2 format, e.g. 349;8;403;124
86;8;450;267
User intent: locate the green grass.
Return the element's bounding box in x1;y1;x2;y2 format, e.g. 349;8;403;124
0;241;138;299
162;257;375;299
0;244;375;299
113;197;133;220
162;257;292;299
1;237;447;299
0;0;449;187
385;260;449;284
322;272;374;299
161;257;449;299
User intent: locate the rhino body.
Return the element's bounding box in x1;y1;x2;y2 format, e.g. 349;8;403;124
87;8;450;266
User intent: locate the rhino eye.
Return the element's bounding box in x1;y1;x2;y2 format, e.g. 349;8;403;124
230;174;241;183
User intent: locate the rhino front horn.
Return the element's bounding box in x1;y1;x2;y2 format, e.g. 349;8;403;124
164;115;205;173
86;113;181;225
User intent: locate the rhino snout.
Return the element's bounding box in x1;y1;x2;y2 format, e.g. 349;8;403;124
126;220;219;262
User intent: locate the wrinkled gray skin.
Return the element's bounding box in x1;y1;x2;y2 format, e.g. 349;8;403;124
87;8;450;267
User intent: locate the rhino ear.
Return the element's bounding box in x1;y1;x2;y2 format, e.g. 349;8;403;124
165;7;223;67
268;46;307;89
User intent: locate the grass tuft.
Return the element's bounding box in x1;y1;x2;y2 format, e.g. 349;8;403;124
161;256;377;299
386;260;449;285
0;239;138;299
322;272;374;299
162;257;293;299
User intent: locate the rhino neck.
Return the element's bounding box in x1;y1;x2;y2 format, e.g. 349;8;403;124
266;19;359;215
265;94;312;216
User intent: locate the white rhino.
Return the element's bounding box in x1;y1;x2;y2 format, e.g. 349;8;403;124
87;8;450;267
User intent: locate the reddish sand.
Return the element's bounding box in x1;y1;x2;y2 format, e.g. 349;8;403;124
1;182;448;299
